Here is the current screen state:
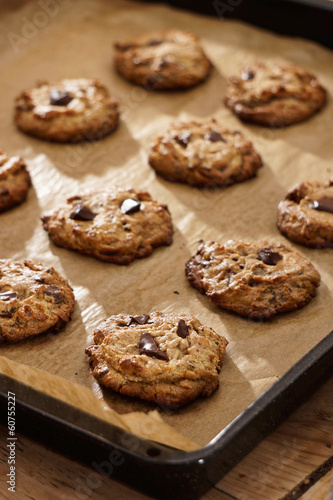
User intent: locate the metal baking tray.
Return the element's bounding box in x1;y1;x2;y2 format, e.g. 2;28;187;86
150;0;333;50
1;1;333;498
0;332;332;499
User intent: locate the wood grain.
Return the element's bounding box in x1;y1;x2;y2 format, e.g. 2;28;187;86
300;468;333;499
212;376;333;500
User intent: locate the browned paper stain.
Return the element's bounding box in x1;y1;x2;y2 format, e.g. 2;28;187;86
0;0;332;447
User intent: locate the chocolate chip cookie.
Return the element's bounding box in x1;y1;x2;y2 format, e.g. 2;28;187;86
14;78;119;143
277;179;333;247
185;240;320;319
42;187;173;264
0;150;31;213
85;312;228;406
148;119;263;187
114;30;212;90
0;259;75;342
225;62;327;127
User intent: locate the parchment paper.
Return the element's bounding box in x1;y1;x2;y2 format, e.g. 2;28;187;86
0;0;332;447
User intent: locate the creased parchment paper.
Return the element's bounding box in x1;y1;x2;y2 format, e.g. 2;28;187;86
0;0;332;448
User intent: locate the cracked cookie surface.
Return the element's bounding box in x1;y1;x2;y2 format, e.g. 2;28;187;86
148;119;263;187
185;240;320;319
0;150;31;213
225;63;327;127
277;179;333;247
42;187;173;264
14;78;119;143
0;259;74;342
114;30;212;90
85;312;228;406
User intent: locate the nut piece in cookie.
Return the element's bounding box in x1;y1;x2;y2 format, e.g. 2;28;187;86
277;179;333;248
0;150;31;213
0;259;75;342
42;187;173;264
225;62;327;127
85;312;228;406
148;119;263;187
14;78;119;143
185;240;320;319
114;30;212;90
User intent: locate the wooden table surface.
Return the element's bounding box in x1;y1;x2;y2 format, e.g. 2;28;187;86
0;376;332;500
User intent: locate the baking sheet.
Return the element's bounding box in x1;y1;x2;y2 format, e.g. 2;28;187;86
0;0;333;447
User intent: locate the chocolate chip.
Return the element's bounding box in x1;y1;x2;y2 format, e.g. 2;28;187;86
50;89;73;106
120;199;141;214
0;292;17;301
172;131;192;148
258;250;282;266
139;332;169;361
0;187;9;197
206;130;226;143
43;285;63;303
311;197;333;214
128;314;150;325
177;319;189;338
70;204;97;221
173;290;179;295
241;68;255;81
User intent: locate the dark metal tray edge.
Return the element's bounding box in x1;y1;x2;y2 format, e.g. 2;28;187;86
149;0;333;50
1;330;332;499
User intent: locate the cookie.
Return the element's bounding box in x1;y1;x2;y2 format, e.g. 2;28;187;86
0;259;75;342
148;119;263;187
14;78;119;143
185;240;320;319
42;187;173;264
114;30;212;90
277;179;333;248
85;312;228;406
0;150;31;213
225;62;327;127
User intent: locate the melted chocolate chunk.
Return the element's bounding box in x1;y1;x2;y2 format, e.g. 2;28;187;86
176;319;189;338
311;197;333;214
70;204;97;221
43;285;63;303
139;332;169;361
0;291;17;301
258;249;282;266
241;68;255;81
173;131;192;148
128;314;150;326
206;130;226;143
120;199;141;214
50;89;73;106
